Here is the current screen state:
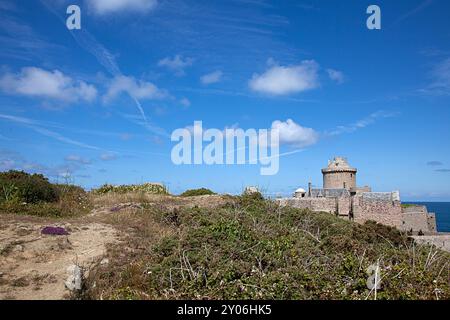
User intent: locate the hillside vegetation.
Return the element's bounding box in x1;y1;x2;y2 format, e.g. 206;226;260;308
81;192;449;300
0;172;447;300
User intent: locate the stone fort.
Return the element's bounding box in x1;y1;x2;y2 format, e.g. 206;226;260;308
278;157;437;234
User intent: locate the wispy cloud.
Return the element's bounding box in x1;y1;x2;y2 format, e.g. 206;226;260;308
65;155;92;165
158;54;194;76
100;152;118;161
427;161;443;166
420;58;450;95
179;97;191;108
392;0;434;26
0;12;65;61
119;112;169;137
0;149;90;180
103;75;168;102
0;113;102;150
40;0;167;135
325;110;399;136
201;71;223;85
327;69;345;84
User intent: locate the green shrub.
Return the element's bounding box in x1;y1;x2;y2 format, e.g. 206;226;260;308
0;170;59;204
180;188;215;197
92;183;168;195
0;171;90;217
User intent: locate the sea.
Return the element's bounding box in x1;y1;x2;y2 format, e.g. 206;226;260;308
403;202;450;233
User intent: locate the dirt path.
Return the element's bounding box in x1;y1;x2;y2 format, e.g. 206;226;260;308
0;194;231;300
0;219;119;300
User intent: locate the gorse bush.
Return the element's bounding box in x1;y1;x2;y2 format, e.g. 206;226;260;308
93;183;168;195
180;188;215;197
0;170;59;204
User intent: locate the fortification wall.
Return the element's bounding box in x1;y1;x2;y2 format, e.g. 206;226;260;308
399;205;437;234
352;196;402;227
427;213;437;233
400;213;431;233
277;198;351;216
278;194;436;234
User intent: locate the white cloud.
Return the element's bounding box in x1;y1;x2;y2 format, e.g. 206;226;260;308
0;67;97;102
86;0;158;15
158;55;193;76
201;71;223;85
271;119;319;147
104;75;167;102
327;68;345;84
249;60;319;95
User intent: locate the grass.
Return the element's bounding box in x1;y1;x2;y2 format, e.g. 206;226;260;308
401;203;420;208
80;192;449;300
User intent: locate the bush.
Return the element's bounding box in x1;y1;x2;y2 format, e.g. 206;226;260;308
0;170;59;204
0;171;90;217
180;188;215;197
93;183;168;195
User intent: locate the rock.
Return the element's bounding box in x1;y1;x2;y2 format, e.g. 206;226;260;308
100;258;109;266
65;265;83;291
56;237;72;250
13;244;24;252
243;186;259;195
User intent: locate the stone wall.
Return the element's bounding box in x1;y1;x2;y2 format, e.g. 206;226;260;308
352;196;403;227
427;214;437;233
278;195;437;234
277;197;351;216
400;213;431;233
399;205;437;234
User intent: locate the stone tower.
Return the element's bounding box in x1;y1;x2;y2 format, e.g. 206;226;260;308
322;157;357;190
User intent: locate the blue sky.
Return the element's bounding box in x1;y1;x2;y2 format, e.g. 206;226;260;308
0;0;450;200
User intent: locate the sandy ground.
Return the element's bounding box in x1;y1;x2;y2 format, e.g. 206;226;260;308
0;194;231;300
0;219;118;300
